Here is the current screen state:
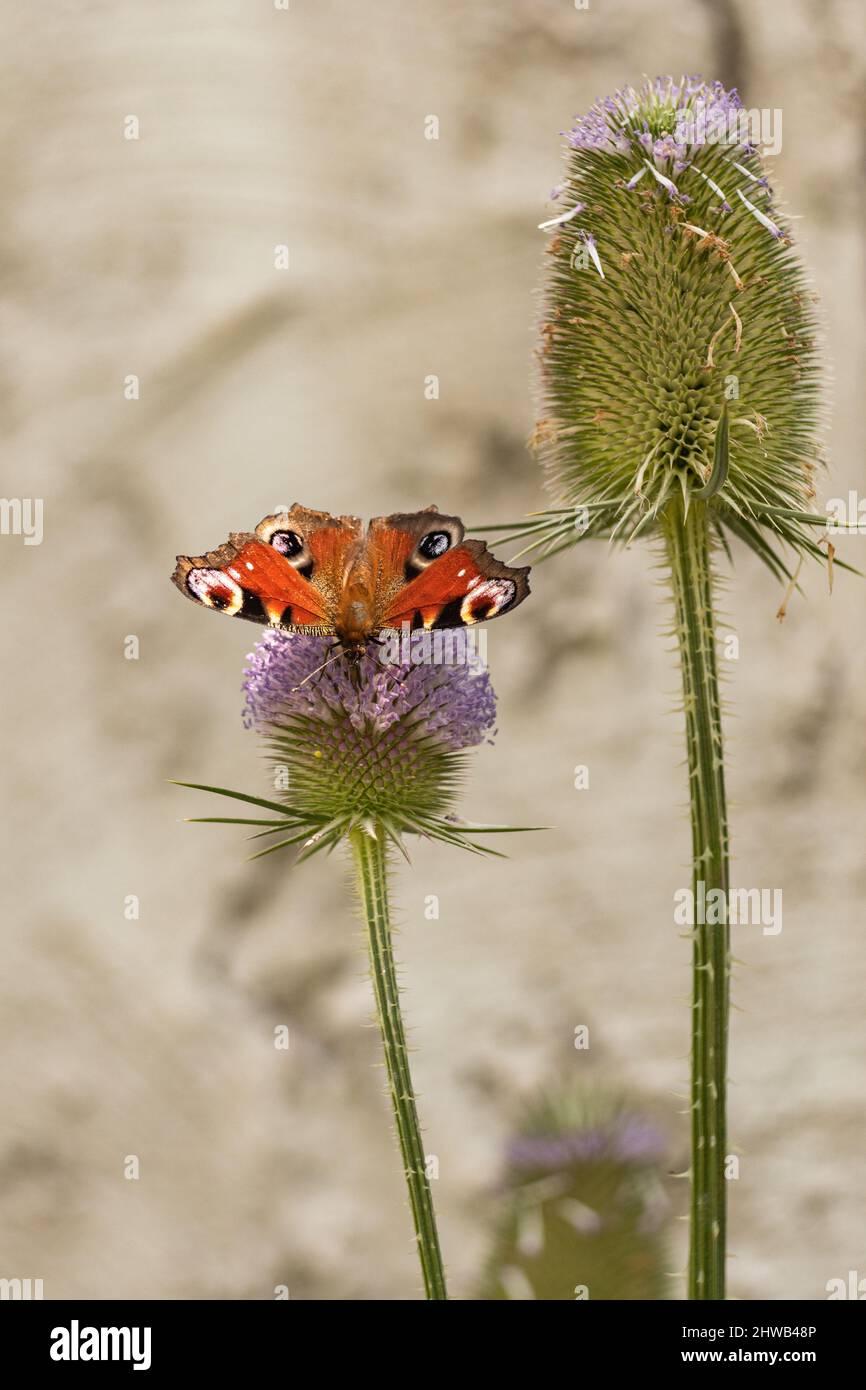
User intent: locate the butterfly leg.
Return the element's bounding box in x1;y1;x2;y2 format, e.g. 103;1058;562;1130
289;638;345;692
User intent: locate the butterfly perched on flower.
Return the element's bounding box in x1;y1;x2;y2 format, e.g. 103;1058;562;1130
172;504;530;656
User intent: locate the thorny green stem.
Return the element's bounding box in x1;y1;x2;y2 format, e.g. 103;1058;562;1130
663;499;730;1301
349;825;448;1300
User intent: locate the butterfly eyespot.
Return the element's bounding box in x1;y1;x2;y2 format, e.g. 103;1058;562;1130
270;530;304;557
459;578;516;623
187;568;244;614
418;531;452;560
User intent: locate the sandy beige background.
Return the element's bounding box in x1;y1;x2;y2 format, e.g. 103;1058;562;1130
1;0;864;1299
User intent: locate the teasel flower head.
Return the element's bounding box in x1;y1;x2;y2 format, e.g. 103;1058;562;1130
525;74;833;580
178;631;515;861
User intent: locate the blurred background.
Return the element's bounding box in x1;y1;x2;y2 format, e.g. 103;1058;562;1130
1;0;863;1300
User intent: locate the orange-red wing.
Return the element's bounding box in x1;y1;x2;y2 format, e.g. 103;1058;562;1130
254;505;363;615
173;506;530;638
380;539;530;631
172;534;331;630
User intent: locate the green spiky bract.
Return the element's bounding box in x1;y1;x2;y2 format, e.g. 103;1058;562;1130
479;77;840;1300
174;733;531;865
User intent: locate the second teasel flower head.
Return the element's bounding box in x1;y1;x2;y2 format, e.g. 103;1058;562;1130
241;631;498;856
480;1090;672;1301
536;75;826;571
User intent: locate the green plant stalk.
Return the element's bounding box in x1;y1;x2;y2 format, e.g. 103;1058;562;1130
663;499;730;1301
349;825;448;1300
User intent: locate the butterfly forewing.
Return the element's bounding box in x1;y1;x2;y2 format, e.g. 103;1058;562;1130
172;534;332;629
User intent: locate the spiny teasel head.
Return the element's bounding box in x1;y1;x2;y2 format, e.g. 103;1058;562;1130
534;75;827;575
238;631;499;858
479;1090;673;1301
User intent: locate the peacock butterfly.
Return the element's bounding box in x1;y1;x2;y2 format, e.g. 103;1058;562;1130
172;504;530;655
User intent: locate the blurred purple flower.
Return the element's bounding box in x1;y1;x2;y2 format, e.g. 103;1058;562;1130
505;1113;667;1174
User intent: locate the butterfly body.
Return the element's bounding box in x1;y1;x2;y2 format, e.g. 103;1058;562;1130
172;504;530;656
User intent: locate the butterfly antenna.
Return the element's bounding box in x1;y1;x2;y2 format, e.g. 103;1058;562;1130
290;645;344;692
